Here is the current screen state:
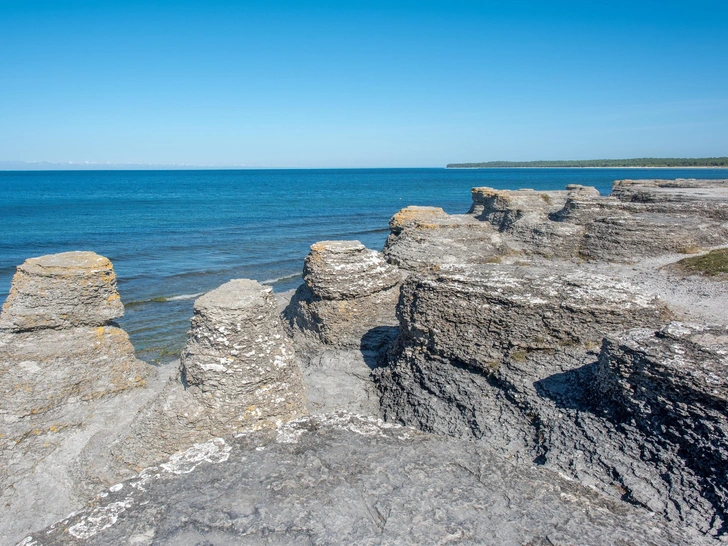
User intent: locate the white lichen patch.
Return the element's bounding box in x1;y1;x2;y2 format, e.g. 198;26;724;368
276;413;413;444
67;499;133;539
161;437;232;474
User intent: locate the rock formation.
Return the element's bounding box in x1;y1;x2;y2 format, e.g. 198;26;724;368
283;241;402;416
375;178;728;538
8;178;728;544
0;251;124;331
0;252;155;544
112;279;307;471
593;322;728;531
287;240;401;347
21;414;712;546
386;179;728;269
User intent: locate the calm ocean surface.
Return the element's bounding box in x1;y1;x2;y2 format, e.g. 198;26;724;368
2;168;726;361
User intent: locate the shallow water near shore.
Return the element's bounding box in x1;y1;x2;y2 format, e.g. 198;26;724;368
2;167;726;361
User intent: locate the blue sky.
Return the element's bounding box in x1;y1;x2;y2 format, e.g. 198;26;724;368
1;0;726;168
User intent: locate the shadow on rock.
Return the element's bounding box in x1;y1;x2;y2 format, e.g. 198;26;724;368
533;359;600;412
360;326;399;370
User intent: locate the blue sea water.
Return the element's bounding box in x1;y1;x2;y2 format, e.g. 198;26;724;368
1;167;726;361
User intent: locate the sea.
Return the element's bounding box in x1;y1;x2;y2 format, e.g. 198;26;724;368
2;168;726;362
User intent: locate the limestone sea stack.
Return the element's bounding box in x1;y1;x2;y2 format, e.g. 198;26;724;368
114;279;307;470
0;251;124;331
287;240;402;347
0;252;153;543
181;279;307;426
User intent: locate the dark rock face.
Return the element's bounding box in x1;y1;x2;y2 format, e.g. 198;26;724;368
0;252;154;544
22;414;712;546
594;322;728;532
286;240;402;347
376;264;728;536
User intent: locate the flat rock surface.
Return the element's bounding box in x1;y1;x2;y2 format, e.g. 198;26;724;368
22;414;711;546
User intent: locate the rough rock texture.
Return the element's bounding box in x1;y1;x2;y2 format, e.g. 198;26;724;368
376;264;728;537
286;241;402;347
383;206;508;270
181;279;306;422
392;264;671;371
22;414;712;546
111;279;307;472
594;322;728;532
0;252;154;544
469;184;599;226
612;178;728;221
384;179;728;270
303;240;401;299
0;251;124;331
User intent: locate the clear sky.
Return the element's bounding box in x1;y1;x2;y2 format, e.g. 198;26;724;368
1;0;726;168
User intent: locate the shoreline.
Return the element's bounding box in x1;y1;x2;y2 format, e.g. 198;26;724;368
447;166;728;169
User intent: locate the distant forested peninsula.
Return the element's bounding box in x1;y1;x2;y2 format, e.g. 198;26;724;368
446;157;728;168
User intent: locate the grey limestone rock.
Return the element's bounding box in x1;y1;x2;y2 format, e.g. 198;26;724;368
376;259;728;536
287;240;402;347
22;413;712;546
0;252;154;544
182;279;306;421
303;240;401;299
0;251;124;332
468;185;599;227
383;206;508;270
382;180;728;269
612;178;728;221
592;322;728;532
393;264;671;371
112;279;307;471
579;212;728;261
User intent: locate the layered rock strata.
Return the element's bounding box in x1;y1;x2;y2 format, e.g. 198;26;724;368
376;179;728;537
383;206;507;270
385;179;728;269
287;240;402;347
113;279;307;471
23;414;712;546
377;264;670;443
0;252;154;544
376;264;728;535
0;251;124;331
284;241;402;416
593;322;728;530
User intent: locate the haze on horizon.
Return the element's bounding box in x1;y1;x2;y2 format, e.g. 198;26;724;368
1;0;726;169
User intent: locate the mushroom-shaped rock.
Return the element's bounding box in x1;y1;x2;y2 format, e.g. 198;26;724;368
288;241;403;347
182;279;306;424
0;251;124;331
303;240;401;300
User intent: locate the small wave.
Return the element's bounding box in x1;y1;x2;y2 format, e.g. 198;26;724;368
261;273;301;285
164;292;205;301
125;292;205;307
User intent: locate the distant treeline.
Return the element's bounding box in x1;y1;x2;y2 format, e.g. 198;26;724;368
446;157;728;168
